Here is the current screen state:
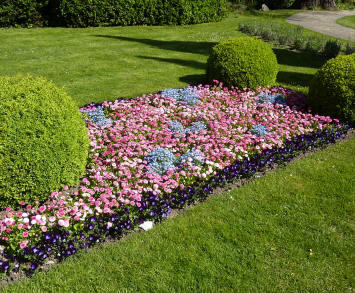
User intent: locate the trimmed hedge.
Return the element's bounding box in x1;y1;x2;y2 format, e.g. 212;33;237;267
0;75;89;208
308;54;355;126
0;0;48;27
206;37;278;89
0;0;227;28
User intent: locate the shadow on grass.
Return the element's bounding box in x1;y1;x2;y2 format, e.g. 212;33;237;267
179;74;207;85
137;56;206;70
277;71;315;87
273;48;326;69
94;35;216;55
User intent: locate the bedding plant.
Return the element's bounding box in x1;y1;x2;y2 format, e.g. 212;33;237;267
0;82;350;276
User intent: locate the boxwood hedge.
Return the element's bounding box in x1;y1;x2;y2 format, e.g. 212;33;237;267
0;0;227;28
0;75;89;208
207;37;279;89
308;54;355;126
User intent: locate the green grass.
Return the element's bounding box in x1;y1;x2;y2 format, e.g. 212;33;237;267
3;136;354;292
0;10;325;107
336;15;355;29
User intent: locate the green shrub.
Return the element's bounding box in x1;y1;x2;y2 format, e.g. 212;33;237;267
0;75;89;208
239;21;344;57
206;37;279;89
345;42;355;55
1;0;227;27
308;54;355;126
57;0;226;27
324;39;341;59
305;36;325;54
0;0;48;27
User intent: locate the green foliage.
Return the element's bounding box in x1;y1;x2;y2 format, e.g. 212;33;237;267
239;21;345;58
206;37;278;89
0;0;227;28
309;54;355;126
345;42;355;55
228;0;295;9
0;75;89;208
0;0;49;27
324;39;342;59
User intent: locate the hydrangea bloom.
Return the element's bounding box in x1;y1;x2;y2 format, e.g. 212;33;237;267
251;124;269;137
185;121;207;133
82;106;112;127
178;149;205;167
145;147;176;175
161;87;200;105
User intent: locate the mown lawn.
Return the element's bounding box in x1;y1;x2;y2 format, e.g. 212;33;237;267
0;10;326;107
2;135;354;292
336;15;355;29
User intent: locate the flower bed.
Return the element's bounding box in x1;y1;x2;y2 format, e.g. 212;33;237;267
0;83;350;275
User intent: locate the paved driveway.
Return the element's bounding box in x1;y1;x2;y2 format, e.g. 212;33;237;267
286;10;355;42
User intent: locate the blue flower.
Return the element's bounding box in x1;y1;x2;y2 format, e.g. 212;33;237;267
168;120;185;134
178;149;205;167
257;93;286;106
145;147;177;175
161;88;200;106
168;120;207;135
82;106;112;127
185;121;207;133
251;124;269;137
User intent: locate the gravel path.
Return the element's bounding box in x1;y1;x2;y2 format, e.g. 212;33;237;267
286;10;355;42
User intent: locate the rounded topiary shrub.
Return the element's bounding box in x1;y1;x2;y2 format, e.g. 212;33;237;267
0;75;89;208
206;36;278;89
308;53;355;126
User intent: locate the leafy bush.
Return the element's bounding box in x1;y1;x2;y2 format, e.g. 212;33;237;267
227;0;294;9
0;0;48;27
206;37;278;89
1;0;227;27
308;54;355;125
324;39;342;59
239;21;343;58
345;42;355;55
305;36;325;54
0;75;89;208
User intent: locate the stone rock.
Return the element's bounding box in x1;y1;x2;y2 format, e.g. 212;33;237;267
139;221;154;231
261;4;270;11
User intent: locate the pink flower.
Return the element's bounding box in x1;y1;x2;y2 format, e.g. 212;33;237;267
20;240;29;249
41;226;47;232
39;206;46;213
22;232;29;237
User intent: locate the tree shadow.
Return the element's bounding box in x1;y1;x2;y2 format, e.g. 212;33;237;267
277;71;315;87
94;35;216;55
179;74;207;85
137;56;206;70
273;48;326;69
